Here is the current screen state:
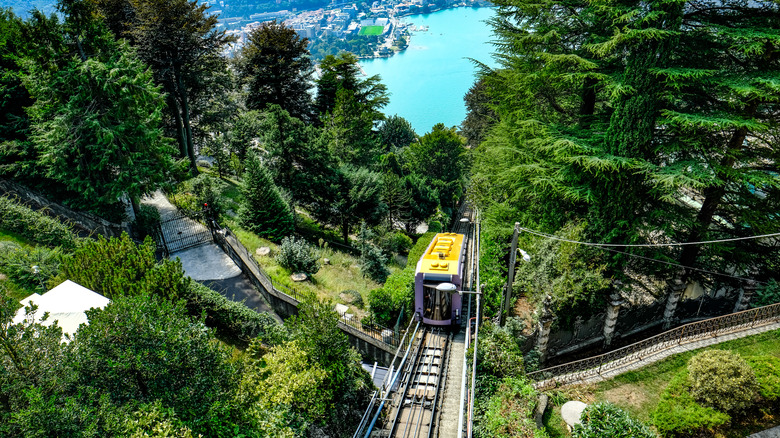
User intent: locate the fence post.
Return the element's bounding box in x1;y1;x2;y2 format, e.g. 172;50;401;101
536;295;555;366
663;277;687;330
603;286;624;347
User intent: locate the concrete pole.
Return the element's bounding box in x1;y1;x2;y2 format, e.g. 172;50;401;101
536;294;554;365
603;291;624;347
663;277;687;330
500;222;521;326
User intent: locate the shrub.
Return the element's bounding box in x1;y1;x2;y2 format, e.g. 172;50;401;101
0;195;78;250
360;243;390;283
0;242;61;293
746;356;780;401
406;232;436;268
341;290;364;309
58;233;188;301
651;370;730;437
476;377;546;438
190;173;228;217
573;402;656;438
368;287;395;327
476;321;526;379
427;220;442;233
184;281;287;349
752;279;780;307
275;236;320;275
687;350;758;413
133;204;161;240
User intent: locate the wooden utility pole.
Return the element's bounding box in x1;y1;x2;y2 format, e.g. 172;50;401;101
500;222;520;326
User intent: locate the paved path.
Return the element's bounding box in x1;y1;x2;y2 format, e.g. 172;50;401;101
141;192;280;322
749;426;780;437
535;320;780;389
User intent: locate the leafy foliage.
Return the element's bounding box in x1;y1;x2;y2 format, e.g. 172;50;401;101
58;233;188;301
378;115;417;151
358;226;390;284
0;195;78;250
184;281;287;349
687;350;758;413
238;155;294;241
651;370;730;437
238;20;313;122
573;402;656;438
752;280;780;308
475;377;546;438
0;242;61;293
25;43;174;220
746;356;780;402
275;235;320;275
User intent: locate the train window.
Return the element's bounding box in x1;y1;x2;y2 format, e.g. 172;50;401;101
422;284;451;321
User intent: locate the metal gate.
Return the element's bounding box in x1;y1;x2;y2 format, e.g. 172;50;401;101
154;211;213;255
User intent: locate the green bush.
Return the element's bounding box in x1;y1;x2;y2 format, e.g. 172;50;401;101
133;204;160;240
184;281;287;349
752;279;780;307
190;173;228;217
746;356;780;401
0;195;79;250
0;242;61;293
687;350;758;413
651;370;730;437
377;230;413;257
238;157;294;241
476;377;546;438
406;232;436;268
58;233;189;301
573;402;656;438
427;220;442;233
476;321;526;379
360;243;390;283
275;236;320;275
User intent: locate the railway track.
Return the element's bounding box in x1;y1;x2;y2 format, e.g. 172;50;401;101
355;203;478;438
379;329;451;438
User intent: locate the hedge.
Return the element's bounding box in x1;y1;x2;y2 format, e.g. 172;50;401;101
651;370;730;437
0;195;79;250
185;281;287;349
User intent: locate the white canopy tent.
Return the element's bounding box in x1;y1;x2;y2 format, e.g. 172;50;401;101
13;280;109;339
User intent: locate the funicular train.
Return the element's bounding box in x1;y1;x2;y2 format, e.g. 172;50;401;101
413;232;466;328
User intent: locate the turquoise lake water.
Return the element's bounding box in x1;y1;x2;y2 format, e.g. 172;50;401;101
360;7;497;135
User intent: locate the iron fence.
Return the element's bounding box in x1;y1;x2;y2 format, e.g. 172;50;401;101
528;302;780;390
212;224;403;349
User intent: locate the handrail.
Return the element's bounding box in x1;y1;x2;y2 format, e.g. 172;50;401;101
528;302;780;389
212;223;404;348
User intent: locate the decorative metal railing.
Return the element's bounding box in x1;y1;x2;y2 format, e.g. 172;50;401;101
211;224;403;349
528;302;780;390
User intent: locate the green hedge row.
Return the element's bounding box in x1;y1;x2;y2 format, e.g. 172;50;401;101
0;195;79;250
185;281;287;349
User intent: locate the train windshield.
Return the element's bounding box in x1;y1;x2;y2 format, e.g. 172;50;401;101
423;284;451;322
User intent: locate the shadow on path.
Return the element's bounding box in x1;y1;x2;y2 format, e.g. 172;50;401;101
199;274;283;324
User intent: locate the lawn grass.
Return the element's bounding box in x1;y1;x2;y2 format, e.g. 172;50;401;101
544;328;780;436
359;25;384;36
227;221;397;321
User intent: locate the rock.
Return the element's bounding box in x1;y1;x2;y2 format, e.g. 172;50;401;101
0;273;7;281
344;313;354;321
323;258;330;265
561;401;587;431
381;329;394;344
291;273;307;282
334;303;349;316
534;394;549;429
256;246;271;256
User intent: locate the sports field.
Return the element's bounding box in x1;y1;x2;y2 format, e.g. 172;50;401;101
359;25;383;36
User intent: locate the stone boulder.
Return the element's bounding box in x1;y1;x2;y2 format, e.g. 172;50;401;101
256;246;271;256
561;400;587;431
290;273;307;282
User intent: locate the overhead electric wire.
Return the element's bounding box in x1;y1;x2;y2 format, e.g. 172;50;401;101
598;246;767;284
518;227;780;248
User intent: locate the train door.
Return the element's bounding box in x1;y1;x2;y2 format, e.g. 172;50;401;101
423;283;451;322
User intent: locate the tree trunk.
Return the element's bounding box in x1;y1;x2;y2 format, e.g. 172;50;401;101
578;76;597;129
167;93;187;159
177;73;198;176
678;127;747;270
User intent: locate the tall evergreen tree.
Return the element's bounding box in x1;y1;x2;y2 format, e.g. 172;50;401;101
90;0;235;174
238;20;313;122
238;155;294;241
473;0;780;286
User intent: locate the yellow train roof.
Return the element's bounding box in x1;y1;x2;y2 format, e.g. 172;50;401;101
417;233;465;276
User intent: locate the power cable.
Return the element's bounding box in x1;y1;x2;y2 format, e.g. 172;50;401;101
518;227;780;248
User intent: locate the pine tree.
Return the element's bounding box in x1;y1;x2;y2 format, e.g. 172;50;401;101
238;155;294;241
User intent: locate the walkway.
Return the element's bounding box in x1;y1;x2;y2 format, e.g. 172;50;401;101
534;320;780;389
749;426;780;438
141;193;280;321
